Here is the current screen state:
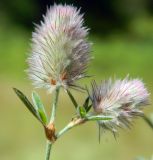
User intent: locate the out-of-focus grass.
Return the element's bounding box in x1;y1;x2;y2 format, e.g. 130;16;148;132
0;23;153;160
0;24;30;80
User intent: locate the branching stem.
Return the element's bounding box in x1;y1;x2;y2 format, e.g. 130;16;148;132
56;118;85;139
45;87;60;160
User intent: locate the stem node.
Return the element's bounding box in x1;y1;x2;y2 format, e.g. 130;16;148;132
44;123;57;143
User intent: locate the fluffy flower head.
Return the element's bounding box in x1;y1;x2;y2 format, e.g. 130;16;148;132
91;77;149;134
27;4;91;92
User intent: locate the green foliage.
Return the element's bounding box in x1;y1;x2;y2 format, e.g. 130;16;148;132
77;106;87;118
13;88;44;125
66;90;78;108
83;97;92;112
83;97;90;109
32;92;48;125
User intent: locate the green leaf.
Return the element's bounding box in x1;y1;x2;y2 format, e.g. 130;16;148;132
32;92;48;124
143;115;153;130
86;115;112;121
86;104;92;112
13;88;43;124
83;96;89;110
82;96;92;112
83;97;89;108
77;106;87;118
67;90;78;108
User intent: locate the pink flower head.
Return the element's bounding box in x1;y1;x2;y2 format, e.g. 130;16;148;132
91;77;150;134
27;4;91;92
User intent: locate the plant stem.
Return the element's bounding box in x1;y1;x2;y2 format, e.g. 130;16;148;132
45;141;52;160
56;122;74;139
56;118;85;139
56;115;113;139
143;115;153;129
50;87;60;123
45;118;83;160
45;87;60;160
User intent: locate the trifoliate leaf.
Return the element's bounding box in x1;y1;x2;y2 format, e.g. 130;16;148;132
13;88;43;124
32;92;48;124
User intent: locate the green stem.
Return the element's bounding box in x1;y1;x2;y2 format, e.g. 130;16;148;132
45;118;82;160
56;118;85;139
143;115;153;129
45;87;60;160
45;141;52;160
56;122;74;139
56;115;113;139
50;87;60;123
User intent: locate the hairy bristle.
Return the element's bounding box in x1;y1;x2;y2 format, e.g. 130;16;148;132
91;77;150;134
27;4;91;92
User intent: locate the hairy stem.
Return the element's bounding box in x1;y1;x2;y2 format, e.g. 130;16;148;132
56;118;85;139
50;87;60;123
45;87;60;160
45;141;52;160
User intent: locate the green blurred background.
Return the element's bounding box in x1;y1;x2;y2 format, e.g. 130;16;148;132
0;0;153;160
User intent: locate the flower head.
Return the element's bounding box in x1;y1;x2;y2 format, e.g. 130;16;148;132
27;4;91;92
91;77;150;134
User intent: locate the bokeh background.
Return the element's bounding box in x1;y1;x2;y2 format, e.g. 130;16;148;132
0;0;153;160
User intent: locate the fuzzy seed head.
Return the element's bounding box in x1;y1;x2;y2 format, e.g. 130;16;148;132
91;77;150;134
27;4;91;92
